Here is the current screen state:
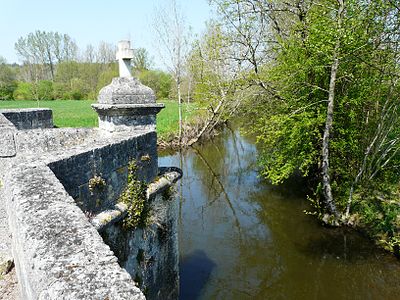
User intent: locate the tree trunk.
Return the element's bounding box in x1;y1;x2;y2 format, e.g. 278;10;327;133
321;0;344;218
187;95;224;147
321;51;339;217
177;79;183;145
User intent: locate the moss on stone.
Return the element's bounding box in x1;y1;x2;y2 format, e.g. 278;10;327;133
119;160;148;229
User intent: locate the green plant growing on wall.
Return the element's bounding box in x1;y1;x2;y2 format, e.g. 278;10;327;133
88;175;106;194
162;185;175;201
119;160;148;229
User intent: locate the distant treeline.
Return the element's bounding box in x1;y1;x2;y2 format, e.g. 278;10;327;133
0;30;173;101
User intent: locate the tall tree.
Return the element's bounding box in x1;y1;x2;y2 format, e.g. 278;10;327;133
96;41;115;64
152;0;191;143
186;22;240;145
132;48;152;71
212;0;400;227
15;30;77;81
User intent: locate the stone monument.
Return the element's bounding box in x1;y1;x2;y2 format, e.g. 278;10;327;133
92;40;164;132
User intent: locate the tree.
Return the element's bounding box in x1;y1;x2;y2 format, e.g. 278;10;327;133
132;48;152;71
83;44;96;63
139;70;172;99
96;41;115;64
320;0;344;217
0;56;17;100
152;0;191;143
212;0;400;229
186;22;240;145
15;30;77;81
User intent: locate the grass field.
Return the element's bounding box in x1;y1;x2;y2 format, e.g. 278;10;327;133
0;99;196;139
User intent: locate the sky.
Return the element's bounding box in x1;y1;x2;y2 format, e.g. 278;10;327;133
0;0;214;68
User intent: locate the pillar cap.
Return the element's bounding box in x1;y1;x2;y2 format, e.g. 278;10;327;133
97;77;155;105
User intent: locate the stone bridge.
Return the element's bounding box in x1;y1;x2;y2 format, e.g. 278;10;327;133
0;41;181;300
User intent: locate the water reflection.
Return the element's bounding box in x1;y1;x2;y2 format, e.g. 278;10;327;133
159;127;400;300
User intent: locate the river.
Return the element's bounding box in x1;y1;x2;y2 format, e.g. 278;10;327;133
159;126;400;300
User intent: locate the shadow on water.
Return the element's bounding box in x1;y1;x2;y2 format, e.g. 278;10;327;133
179;250;216;300
159;125;400;300
298;227;383;262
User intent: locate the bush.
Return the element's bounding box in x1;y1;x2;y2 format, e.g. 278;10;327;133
139;70;172;99
0;81;17;100
13;82;33;100
37;80;54;100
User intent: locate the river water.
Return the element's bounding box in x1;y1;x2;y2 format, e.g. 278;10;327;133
159;127;400;300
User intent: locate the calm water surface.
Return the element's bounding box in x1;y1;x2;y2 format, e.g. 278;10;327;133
159;127;400;300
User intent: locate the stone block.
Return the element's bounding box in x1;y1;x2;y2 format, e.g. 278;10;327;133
0;129;16;158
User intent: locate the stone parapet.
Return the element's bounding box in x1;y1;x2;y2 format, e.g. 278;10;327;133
0;108;53;130
4;161;145;300
0;124;180;299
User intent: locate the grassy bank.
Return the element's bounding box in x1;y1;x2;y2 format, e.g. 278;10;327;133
0;99;196;139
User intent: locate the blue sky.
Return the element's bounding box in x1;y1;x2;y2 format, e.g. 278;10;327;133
0;0;214;68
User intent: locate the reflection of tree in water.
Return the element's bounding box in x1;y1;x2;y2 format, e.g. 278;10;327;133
192;147;243;241
171;125;400;299
190;127;256;201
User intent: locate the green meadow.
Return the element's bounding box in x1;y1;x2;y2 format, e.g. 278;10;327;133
0;99;195;139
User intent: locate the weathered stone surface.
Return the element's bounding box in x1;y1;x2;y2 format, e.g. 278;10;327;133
0;129;16;158
14;128;97;154
101;192;180;300
0;113;15;129
47;131;158;214
116;41;134;78
0;113;181;299
4;162;145;300
0;71;180;299
91;168;182;232
0;108;53;130
98;77;156;105
92;104;164;132
0;158;13;283
93;77;164;132
0;267;20;300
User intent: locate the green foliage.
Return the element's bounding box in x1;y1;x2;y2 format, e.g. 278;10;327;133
209;0;400;251
54;61;117;100
36;80;54;100
13;82;33;100
256;111;324;184
0;58;17;100
139;70;172;99
132;48;153;71
96;66;118;92
118;160;148;229
353;184;400;254
88;175;106;194
13;80;54;100
249;0;400;211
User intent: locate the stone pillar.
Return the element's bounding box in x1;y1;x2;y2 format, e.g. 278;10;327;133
92;41;164;132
